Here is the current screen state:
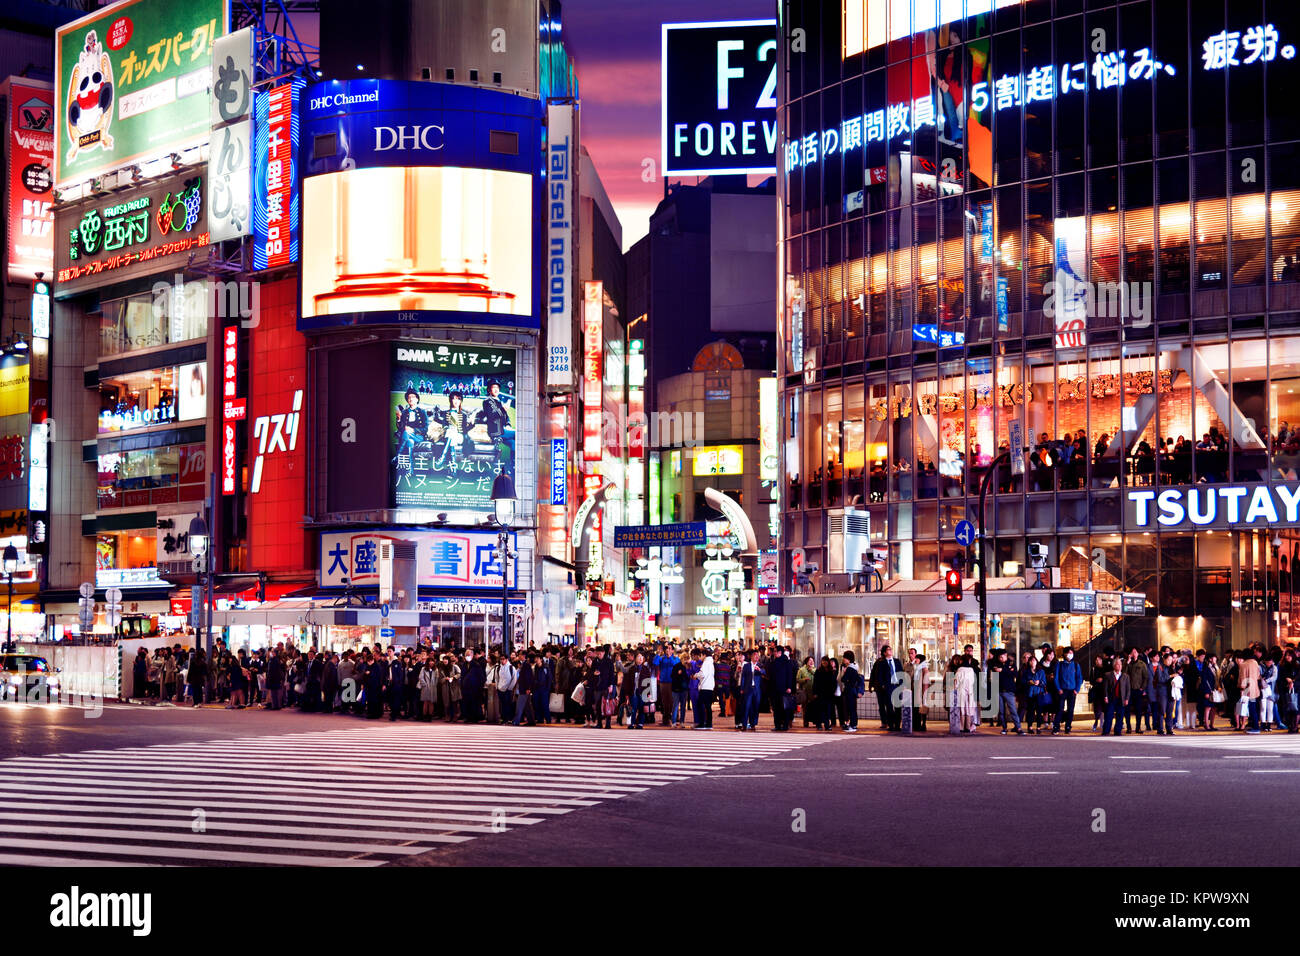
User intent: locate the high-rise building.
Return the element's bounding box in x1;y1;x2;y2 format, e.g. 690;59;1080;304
774;0;1300;664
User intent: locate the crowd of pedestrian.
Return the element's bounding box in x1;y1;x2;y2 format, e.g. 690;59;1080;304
128;637;1299;736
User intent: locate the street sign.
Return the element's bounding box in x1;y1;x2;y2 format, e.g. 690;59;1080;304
105;587;123;605
954;520;976;548
380;627;395;640
791;547;806;571
380;603;390;620
78;581;94;599
613;522;708;548
1008;420;1025;476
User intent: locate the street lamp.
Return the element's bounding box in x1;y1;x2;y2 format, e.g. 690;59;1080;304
2;543;16;653
491;472;516;657
189;516;209;653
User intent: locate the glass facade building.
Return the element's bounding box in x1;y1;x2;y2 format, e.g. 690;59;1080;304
777;0;1300;657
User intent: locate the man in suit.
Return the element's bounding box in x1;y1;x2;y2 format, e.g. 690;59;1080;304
870;644;903;730
366;648;389;719
1101;657;1131;736
1150;652;1173;735
765;645;795;731
737;650;763;731
593;645;616;729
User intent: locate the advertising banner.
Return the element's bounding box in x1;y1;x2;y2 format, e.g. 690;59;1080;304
0;356;30;418
1053;216;1088;349
54;168;209;295
300;79;539;177
6;80;55;282
545;103;574;389
391;342;516;514
55;0;228;188
207;27;252;242
301;165;533;329
320;528;514;591
759;376;778;481
252;77;302;270
582;281;602;462
662;20;777;176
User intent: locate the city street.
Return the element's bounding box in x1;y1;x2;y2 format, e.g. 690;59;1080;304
1;703;1296;867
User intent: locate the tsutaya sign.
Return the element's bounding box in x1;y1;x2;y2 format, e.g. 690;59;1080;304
1128;484;1300;531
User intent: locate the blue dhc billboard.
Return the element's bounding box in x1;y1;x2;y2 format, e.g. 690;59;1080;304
298;79;543;332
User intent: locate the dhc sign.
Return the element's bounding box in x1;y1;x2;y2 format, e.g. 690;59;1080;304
1128;483;1300;530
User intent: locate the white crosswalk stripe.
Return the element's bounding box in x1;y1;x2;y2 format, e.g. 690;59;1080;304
0;723;827;866
1074;731;1300;756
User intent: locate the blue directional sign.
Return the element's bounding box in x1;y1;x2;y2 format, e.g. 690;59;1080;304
380;627;396;640
613;522;708;548
954;520;976;547
380;603;390;618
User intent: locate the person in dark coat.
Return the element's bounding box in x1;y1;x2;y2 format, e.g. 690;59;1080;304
132;648;149;701
593;646;616;729
513;653;537;725
766;645;796;731
187;648;208;706
366;650;389;719
1100;657;1131;736
265;652;285;710
535;651;554;724
388;654;406;721
869;645;903;730
302;651;323;712
461;648;486;722
811;657;838;731
320;653;339;714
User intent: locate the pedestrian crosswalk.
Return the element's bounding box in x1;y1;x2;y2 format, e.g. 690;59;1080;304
0;724;828;866
1076;730;1300;756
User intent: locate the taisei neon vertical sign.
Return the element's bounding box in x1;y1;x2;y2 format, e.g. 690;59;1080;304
582;280;603;462
221;325;239;494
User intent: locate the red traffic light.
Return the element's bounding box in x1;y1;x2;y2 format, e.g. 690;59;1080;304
945;569;962;602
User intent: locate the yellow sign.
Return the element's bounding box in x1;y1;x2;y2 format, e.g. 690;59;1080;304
693;445;743;476
0;358;30;418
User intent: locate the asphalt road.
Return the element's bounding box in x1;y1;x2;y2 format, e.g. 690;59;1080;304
1;700;1296;867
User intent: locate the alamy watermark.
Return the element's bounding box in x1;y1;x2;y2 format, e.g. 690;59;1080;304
1044;279;1152;327
151;273;261;327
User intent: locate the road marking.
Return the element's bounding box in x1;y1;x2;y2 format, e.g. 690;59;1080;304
763;758;806;761
1107;755;1171;759
986;771;1058;775
846;772;922;777
1248;768;1300;773
865;756;932;761
709;773;775;778
988;756;1054;760
1221;754;1281;759
1119;769;1189;774
0;723;830;866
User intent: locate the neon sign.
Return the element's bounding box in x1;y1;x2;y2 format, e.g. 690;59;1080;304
1201;25;1295;70
785;50;1177;173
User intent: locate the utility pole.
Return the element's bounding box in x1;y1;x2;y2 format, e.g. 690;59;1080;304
975;451;1010;662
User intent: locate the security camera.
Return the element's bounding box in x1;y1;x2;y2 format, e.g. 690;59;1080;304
1027;543;1049;570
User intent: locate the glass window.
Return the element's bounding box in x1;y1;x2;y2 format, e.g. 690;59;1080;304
100;280;209;357
825;386;844;505
1269;337;1300;479
890;373;914;499
845;383;866;505
803;388;823;508
1193;153;1228;294
1122;345;1159;487
1089;346;1123;489
867;377;890;501
914;366;938;497
1157;158;1191;296
1267;142;1300;289
1229;336;1269;481
1122;164;1155;287
98;363;207;434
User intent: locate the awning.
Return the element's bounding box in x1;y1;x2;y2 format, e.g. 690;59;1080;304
770;579;1146;618
209;600;430;628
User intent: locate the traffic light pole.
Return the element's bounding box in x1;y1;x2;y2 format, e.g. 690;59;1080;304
976;451;1010;663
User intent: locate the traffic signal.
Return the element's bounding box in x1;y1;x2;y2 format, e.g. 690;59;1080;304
945;568;962;602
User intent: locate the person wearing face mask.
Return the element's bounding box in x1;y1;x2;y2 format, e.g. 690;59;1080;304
1052;646;1082;735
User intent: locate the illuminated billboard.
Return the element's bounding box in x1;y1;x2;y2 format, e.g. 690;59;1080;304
662;20;777;176
5;80;55;283
843;0;1025;57
252;77;302;270
391;342;516;514
301;165;533;328
55;0;228;188
693;445;743;476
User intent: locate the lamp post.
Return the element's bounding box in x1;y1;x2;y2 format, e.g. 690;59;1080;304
189;516;209;654
2;543;17;653
491;472;517;658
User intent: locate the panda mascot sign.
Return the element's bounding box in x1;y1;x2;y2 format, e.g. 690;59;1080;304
64;30;115;165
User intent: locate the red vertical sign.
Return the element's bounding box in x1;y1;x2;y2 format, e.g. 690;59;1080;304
264;82;293;269
221;325;238;494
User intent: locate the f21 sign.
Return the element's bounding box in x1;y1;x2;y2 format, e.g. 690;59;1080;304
662;20;777;176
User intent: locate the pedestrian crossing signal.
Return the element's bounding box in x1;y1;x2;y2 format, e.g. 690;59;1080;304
945;568;962;602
